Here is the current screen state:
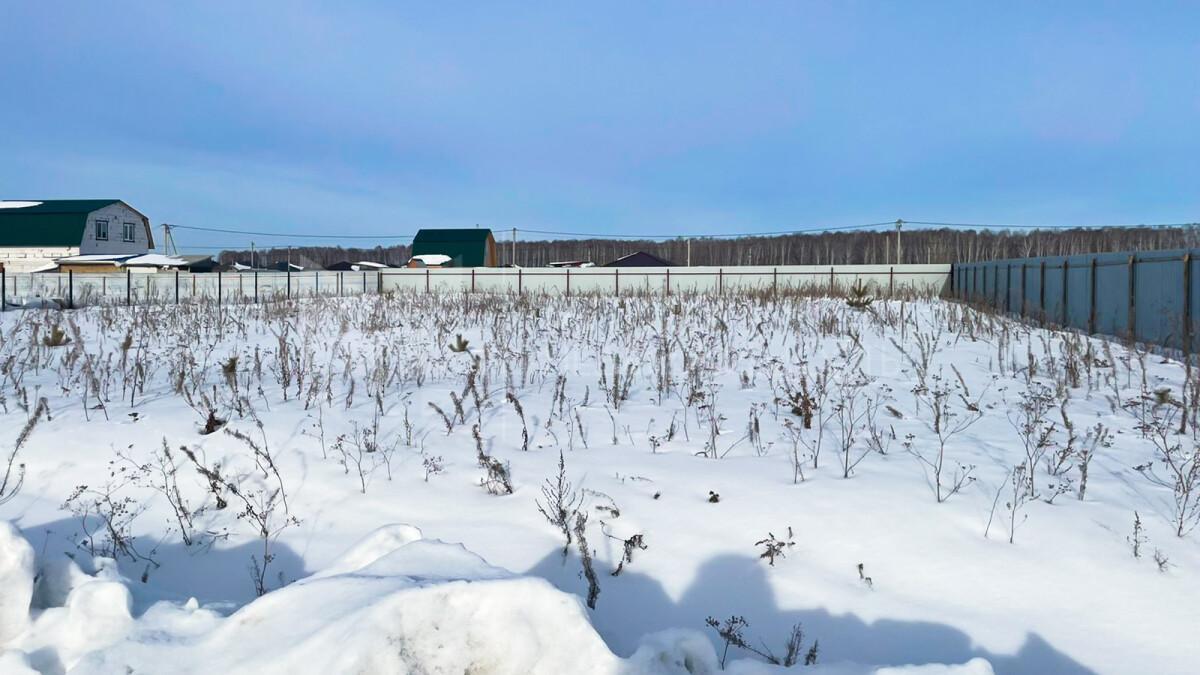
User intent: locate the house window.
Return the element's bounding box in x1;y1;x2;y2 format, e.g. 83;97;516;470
95;220;109;241
122;222;136;242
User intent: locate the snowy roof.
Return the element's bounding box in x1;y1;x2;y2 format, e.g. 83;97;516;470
54;254;137;265
353;261;389;269
409;254;452;266
122;254;190;267
0;201;43;209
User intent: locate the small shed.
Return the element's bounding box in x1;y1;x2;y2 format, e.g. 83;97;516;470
604;251;675;267
411;229;497;268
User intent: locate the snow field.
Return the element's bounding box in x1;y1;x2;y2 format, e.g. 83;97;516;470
0;292;1195;673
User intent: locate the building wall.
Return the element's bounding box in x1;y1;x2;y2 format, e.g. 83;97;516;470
79;203;152;255
0;246;80;273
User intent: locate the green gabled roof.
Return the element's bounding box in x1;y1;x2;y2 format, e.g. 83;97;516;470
0;200;131;247
2;200;120;214
411;228;495;267
412;228;494;244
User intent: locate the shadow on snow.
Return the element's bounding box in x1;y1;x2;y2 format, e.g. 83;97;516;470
527;548;1096;675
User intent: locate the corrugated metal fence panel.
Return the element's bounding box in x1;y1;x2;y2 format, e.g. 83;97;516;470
1135;250;1184;348
956;248;1199;352
1093;252;1131;339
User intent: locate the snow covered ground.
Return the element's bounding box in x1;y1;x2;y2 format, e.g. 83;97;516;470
0;292;1195;674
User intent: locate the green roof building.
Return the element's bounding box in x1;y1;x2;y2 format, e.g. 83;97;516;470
0;200;154;272
410;228;497;267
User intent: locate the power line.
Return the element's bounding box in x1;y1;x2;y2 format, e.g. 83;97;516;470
168;224;416;239
166;218;1200;251
514;222;897;239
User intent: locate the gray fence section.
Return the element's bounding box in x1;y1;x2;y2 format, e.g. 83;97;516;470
0;270;380;309
953;249;1197;351
380;265;951;296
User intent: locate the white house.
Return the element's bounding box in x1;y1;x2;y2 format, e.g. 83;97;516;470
0;200;154;273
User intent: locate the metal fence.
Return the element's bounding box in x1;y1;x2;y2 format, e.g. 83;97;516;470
380;264;951;296
953;249;1198;351
0;269;380;309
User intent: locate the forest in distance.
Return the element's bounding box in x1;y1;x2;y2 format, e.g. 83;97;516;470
217;224;1200;270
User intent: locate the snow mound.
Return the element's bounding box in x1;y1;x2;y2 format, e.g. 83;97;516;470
308;522;424;578
0;523;994;674
0;522;35;643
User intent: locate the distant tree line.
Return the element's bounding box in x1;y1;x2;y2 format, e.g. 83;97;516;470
218;225;1200;269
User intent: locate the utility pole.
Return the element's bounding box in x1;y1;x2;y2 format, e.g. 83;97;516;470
161;224;179;256
511;228;517;267
895;219;904;265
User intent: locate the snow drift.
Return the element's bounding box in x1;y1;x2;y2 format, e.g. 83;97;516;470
0;523;990;675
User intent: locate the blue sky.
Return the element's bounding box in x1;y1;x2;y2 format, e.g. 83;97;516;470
1;2;1198;253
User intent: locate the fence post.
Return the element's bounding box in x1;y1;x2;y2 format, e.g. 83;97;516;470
313;272;318;298
218;271;223;304
1004;264;1011;314
718;268;723;295
1184;252;1192;355
1088;257;1097;334
664;268;669;296
1127;255;1136;342
126;269;132;306
1061;259;1069;327
287;267;292;299
613;268;618;295
889;266;895;297
1019;262;1027;318
254;271;259;304
1;265;5;312
239;273;244;303
829;266;835;294
175;270;180;304
1038;261;1046;324
426;268;430;294
772;267;777;297
471;268;476;293
519;268;524;295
